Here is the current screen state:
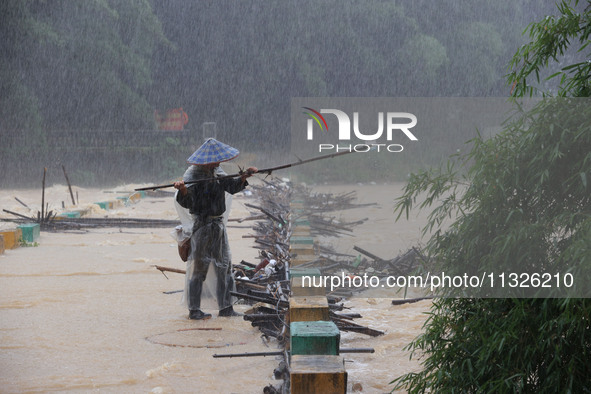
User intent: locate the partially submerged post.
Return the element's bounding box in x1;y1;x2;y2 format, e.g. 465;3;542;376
62;165;76;206
41;168;47;221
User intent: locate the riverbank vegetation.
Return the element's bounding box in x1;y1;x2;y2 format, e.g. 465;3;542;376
392;1;591;391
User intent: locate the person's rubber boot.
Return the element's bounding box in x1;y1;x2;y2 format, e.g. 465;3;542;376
218;306;242;317
189;309;212;320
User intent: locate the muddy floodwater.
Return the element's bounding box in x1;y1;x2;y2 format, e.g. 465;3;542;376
0;182;431;393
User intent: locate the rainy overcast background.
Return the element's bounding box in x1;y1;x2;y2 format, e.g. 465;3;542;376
0;1;571;187
2;2;589;393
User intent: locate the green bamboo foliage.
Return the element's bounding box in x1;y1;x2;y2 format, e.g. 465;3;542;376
392;1;591;391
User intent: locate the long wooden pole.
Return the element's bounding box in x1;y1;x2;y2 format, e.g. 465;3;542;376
134;150;355;191
3;209;35;221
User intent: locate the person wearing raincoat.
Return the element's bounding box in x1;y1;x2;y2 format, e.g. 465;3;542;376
173;138;257;320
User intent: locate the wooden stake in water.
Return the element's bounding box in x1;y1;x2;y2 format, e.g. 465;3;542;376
62;165;76;206
41;167;47;221
14;197;30;209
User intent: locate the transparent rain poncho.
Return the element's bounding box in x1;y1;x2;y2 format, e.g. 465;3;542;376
172;164;240;312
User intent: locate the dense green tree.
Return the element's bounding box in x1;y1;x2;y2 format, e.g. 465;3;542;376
0;0;58;139
392;0;591;391
1;0;170;133
150;0;549;151
1;1;574;185
39;0;170;129
2;0;560;144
